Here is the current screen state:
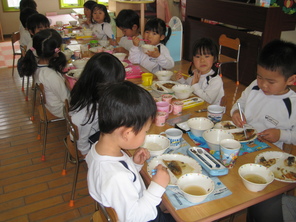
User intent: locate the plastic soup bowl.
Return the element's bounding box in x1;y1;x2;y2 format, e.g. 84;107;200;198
142;44;157;53
113;53;127;61
187;117;214;137
202;129;234;151
142;134;170;156
98;40;109;47
177;173;215;203
238;163;274;192
155;70;174;81
172;84;194;99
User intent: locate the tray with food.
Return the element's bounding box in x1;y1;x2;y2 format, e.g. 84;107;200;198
147;154;202;184
151;81;178;94
187;147;228;176
255;151;296;183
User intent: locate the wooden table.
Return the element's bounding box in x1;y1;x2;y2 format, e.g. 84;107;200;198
46;14;78;26
133;99;296;222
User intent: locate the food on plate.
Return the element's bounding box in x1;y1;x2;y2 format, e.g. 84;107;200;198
232;129;256;141
284;156;295;167
162;83;176;89
222;122;237;129
163;160;194;178
155;84;164;91
259;156;276;167
67;71;75;77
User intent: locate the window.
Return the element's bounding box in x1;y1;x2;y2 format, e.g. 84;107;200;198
60;0;108;9
2;0;21;12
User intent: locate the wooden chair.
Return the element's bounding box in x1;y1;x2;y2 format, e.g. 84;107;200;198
218;34;241;85
91;201;118;222
11;31;22;76
36;83;65;161
62;99;84;207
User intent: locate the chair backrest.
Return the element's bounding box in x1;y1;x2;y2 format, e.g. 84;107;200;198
92;201;118;222
11;31;20;54
218;34;241;61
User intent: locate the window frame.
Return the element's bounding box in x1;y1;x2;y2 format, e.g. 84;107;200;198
59;0;108;9
2;0;21;12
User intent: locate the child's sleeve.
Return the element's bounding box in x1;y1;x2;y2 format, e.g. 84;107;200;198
104;23;114;39
156;45;174;70
128;45;141;64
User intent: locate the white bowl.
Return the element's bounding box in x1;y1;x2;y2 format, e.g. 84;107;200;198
83;30;93;36
113;53;127;61
187;117;214;137
177;173;214;203
142;44;157;53
98;40;109;47
155;70;173;81
238;163;274;192
62;49;73;61
202;129;234;151
72;59;89;69
142;134;170;157
67;69;83;79
172;84;194;99
69;20;77;26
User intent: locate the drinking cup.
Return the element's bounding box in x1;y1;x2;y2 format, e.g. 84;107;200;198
172;100;183;115
162;94;173;103
64;29;69;35
207;105;225;123
160;128;183;149
141;73;153;86
80;44;89;58
74;50;81;59
220;139;241;169
156;101;173;119
155;111;167;127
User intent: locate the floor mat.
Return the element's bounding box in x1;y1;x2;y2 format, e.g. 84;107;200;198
0;41;20;68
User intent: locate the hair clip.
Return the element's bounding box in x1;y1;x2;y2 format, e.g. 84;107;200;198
30;47;35;52
215;62;221;68
54;48;60;53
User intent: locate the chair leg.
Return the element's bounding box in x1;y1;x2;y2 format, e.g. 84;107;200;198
69;161;80;207
25;76;30;101
62;137;69;176
41;121;48;161
12;55;15;76
30;86;37;121
21;76;25;91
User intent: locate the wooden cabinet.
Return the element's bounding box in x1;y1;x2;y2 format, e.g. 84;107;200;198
183;0;296;85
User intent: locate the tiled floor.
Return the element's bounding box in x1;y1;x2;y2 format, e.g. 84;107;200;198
0;58;248;221
0;40;20;68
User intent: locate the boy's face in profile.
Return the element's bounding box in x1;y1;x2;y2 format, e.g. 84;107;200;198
120;24;138;37
257;65;295;95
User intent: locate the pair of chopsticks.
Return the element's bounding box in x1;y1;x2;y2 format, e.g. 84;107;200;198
173;70;190;78
237;102;248;139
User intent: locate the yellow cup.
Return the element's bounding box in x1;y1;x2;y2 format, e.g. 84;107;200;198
142;73;153;86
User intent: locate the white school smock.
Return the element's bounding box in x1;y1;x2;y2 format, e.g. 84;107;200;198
70;104;99;155
118;35;144;51
35;66;70;118
128;43;174;74
86;145;165;222
230;80;296;148
92;22;113;40
178;69;224;105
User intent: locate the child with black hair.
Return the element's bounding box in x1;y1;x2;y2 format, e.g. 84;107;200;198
91;4;114;40
128;18;174;73
19;0;37;11
231;39;296;148
21;29;69;118
25;13;50;49
80;0;97;29
19;7;37;48
113;9;144;55
86;81;175;222
175;37;224;105
69;52;126;157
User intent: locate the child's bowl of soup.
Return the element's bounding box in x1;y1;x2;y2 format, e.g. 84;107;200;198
142;44;157;54
177;173;214;203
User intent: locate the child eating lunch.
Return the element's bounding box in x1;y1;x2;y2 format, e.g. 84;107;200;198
85;81;175;222
231;39;296;149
